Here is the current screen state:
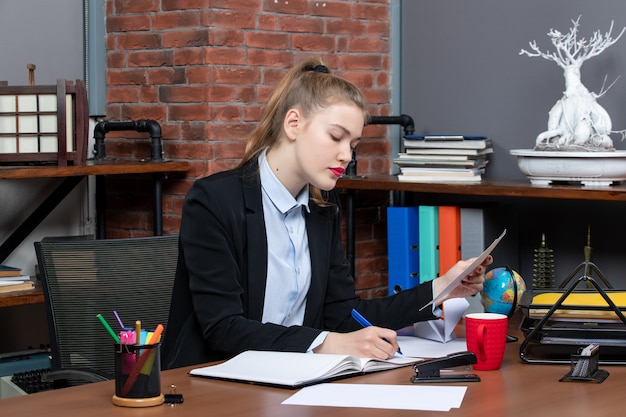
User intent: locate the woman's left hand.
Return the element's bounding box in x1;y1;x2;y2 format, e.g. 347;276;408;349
432;255;493;302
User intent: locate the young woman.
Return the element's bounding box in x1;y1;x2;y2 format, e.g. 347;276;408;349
161;58;492;369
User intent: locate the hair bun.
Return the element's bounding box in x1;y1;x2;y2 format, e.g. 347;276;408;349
313;64;329;73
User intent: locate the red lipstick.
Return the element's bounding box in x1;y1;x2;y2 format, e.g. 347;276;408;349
330;167;345;177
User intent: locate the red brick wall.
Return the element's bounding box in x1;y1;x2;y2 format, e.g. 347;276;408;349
103;0;392;297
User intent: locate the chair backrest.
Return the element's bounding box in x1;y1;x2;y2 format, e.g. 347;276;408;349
35;235;179;378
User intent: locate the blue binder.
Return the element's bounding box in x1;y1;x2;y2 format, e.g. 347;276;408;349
386;207;420;295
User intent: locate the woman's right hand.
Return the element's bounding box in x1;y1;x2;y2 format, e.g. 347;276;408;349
313;327;400;359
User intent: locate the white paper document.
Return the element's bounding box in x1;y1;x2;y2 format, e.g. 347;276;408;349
413;297;469;342
282;383;467;411
396;335;468;359
420;229;506;311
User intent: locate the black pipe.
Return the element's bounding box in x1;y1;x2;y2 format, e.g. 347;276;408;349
93;119;164;161
367;114;415;136
153;173;163;236
95;175;106;239
343;115;415;278
344;149;358;178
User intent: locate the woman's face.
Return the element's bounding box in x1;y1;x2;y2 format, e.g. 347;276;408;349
293;101;364;192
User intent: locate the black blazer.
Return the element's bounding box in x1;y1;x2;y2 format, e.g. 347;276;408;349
161;159;437;369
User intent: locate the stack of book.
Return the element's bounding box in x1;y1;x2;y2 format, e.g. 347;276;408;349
393;135;493;183
0;264;34;294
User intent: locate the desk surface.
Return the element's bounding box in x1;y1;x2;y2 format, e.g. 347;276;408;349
2;319;624;417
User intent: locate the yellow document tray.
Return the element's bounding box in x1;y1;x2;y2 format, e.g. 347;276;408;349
528;292;626;322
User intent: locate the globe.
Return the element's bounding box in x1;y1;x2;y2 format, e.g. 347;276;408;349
480;267;526;316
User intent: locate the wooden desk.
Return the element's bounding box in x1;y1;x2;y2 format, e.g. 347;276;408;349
0;159;189;263
2;321;624;416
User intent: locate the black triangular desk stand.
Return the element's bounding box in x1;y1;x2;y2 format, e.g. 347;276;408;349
558;257;612;290
519;271;626;365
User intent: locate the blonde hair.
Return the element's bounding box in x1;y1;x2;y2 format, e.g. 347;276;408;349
239;58;368;205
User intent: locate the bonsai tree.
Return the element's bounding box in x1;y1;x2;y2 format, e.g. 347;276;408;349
520;16;626;151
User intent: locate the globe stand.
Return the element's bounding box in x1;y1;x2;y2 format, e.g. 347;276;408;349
505;273;519;343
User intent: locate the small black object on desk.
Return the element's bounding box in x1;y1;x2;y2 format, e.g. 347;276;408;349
411;351;481;383
164;384;184;405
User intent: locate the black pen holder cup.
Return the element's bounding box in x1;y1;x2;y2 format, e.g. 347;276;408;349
112;343;164;407
559;349;609;383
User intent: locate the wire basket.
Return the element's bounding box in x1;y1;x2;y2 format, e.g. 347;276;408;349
560;347;609;383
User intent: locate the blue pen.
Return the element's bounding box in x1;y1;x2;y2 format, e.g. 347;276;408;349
351;309;403;355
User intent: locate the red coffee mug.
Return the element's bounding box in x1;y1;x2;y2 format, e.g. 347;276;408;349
465;313;508;371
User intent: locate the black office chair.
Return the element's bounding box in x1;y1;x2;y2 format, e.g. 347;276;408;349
34;234;179;387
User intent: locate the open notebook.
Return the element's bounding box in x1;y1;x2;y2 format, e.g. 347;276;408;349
189;350;420;389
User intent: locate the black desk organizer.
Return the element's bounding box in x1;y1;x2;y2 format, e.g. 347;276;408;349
519;273;626;365
559;347;609;383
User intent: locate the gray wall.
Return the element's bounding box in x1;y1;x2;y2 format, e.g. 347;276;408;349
399;1;626;287
0;0;83;85
400;0;626;180
0;0;85;355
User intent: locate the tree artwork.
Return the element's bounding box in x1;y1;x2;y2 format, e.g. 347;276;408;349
520;16;626;151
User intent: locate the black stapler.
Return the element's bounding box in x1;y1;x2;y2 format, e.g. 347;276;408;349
411;351;481;383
